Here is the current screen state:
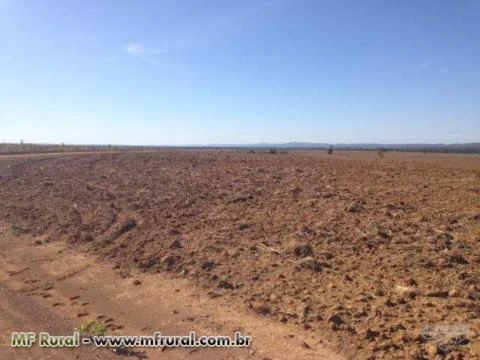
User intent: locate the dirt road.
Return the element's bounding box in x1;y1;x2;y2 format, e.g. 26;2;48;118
0;224;342;360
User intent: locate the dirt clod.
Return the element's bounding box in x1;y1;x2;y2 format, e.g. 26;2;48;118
291;243;314;258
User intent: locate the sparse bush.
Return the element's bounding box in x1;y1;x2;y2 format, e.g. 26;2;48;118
78;320;107;337
378;148;388;157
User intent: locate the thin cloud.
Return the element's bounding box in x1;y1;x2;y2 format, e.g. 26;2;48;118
125;43;167;65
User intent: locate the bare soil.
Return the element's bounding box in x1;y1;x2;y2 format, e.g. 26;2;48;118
0;150;479;359
0;224;336;360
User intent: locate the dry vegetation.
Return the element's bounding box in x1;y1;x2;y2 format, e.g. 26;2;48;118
1;150;479;359
0;143;155;155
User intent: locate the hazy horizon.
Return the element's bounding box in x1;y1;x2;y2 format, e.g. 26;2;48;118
1;1;479;145
3;140;480;147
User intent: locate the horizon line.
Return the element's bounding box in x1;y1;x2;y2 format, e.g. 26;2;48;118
2;141;479;147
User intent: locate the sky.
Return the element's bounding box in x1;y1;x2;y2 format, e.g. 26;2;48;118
0;0;479;145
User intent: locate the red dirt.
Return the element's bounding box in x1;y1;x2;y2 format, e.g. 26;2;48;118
1;150;479;359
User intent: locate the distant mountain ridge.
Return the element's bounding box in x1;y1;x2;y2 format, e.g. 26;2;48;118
2;142;479;154
207;142;480;153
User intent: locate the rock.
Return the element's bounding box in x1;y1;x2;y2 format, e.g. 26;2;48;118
410;349;426;359
201;260;215;271
392;332;407;345
169;239;182;249
160;255;179;270
179;269;188;276
139;256;159;269
133;279;141;286
448;288;460;298
377;228;392;239
304;199;317;207
82;234;94;242
438;232;454;249
238;223;250;230
297;257;322;272
253;304;271;316
348;201;365;213
449;254;469;265
426;290;449;298
385;298;397;307
228;194;253;203
328;314;344;326
425;343;438;358
377;340;397;351
468;290;480;301
290;186;302;197
410;329;427;343
374;287;386;297
365;329;380;341
207;291;221;299
118;219;136;234
407;278;418;286
218;279;235;290
301;304;311;318
321;191;336;198
292;243;314;258
394;285;418;299
301;341;311;349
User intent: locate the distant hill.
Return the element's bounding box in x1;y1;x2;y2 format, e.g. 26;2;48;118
2;142;479;155
208;142;480;153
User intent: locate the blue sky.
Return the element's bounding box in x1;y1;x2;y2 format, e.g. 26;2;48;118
1;0;479;145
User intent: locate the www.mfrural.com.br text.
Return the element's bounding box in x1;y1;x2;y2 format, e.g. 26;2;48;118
11;331;252;349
